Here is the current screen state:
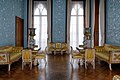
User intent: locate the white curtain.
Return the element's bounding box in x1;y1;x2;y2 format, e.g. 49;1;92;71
91;0;95;48
84;0;91;48
85;0;90;28
28;0;33;48
99;0;105;46
67;0;71;51
47;0;51;43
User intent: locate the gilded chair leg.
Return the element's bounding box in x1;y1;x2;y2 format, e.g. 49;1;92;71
30;62;32;70
109;63;112;70
44;59;47;66
8;64;11;71
70;57;71;64
22;62;24;70
34;58;37;66
54;51;56;55
98;59;101;64
61;51;63;55
71;58;74;64
70;57;73;64
85;61;87;69
93;60;95;69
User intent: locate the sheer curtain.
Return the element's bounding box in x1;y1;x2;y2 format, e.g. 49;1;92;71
99;0;105;46
91;0;95;48
67;0;71;49
47;0;51;43
85;0;90;28
70;1;84;50
28;0;33;48
34;1;47;50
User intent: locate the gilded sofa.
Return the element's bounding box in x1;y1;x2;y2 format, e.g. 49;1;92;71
95;44;120;70
46;42;70;55
0;46;23;71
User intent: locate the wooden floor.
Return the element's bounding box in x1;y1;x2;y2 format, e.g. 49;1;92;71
0;54;120;80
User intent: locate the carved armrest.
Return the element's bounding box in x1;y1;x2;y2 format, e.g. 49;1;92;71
12;47;23;53
95;46;105;52
109;51;120;63
0;52;10;63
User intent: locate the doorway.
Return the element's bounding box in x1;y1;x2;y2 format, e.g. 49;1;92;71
15;16;24;47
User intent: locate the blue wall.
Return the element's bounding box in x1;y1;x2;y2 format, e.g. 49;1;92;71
106;0;120;46
24;0;28;48
52;0;67;42
0;0;24;46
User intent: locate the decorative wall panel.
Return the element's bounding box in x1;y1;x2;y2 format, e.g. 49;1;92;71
52;0;67;42
0;0;24;46
106;0;120;46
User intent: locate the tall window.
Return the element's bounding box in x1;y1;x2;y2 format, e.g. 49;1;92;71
34;1;47;50
70;1;84;50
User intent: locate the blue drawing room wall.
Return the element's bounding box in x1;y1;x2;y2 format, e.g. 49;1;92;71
106;0;120;46
0;0;24;46
52;0;67;42
1;0;120;47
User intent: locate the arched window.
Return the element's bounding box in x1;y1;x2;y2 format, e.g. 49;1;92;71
70;1;84;50
34;1;47;50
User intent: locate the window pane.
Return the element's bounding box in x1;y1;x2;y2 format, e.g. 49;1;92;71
70;16;77;50
78;2;83;15
78;16;84;45
34;8;40;15
34;16;40;25
38;4;44;13
41;16;47;50
34;16;40;48
71;8;77;15
42;8;47;15
78;8;83;15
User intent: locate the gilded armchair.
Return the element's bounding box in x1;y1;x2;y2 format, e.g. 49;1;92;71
22;49;32;70
70;46;84;66
85;48;95;69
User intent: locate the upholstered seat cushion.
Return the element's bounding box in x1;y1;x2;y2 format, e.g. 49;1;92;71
96;52;109;60
35;54;45;59
73;54;84;59
73;50;84;59
10;52;22;61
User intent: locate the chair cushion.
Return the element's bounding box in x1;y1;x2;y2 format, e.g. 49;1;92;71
96;52;109;60
10;52;22;61
73;54;84;58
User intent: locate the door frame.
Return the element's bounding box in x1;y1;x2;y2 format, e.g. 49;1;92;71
15;16;24;47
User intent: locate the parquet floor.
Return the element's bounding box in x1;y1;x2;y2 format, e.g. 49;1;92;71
0;54;120;80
